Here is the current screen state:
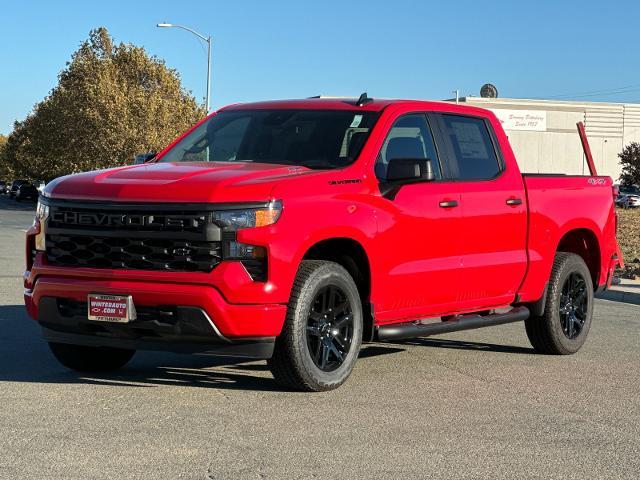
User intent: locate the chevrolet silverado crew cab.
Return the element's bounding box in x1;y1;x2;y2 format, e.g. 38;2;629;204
25;96;621;391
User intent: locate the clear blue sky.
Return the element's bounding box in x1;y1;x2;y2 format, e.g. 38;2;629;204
2;0;640;134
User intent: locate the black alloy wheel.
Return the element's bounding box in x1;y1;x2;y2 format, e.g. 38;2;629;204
558;272;588;339
525;252;594;355
305;285;354;372
268;260;363;391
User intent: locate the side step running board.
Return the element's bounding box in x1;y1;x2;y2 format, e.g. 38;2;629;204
376;306;530;342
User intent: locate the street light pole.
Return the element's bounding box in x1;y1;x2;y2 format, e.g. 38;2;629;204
157;23;212;112
206;36;211;113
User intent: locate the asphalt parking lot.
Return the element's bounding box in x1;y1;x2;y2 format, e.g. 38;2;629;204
0;194;639;479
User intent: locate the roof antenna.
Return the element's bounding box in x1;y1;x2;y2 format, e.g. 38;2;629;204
356;92;373;106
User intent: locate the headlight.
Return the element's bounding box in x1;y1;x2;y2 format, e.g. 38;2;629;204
34;200;49;251
214;201;281;282
214;200;282;230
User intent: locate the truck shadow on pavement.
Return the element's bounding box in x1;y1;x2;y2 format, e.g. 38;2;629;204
390;337;535;354
0;305;532;391
0;305;405;392
0;305;282;391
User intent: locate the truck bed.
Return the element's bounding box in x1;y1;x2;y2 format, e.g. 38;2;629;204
518;174;619;302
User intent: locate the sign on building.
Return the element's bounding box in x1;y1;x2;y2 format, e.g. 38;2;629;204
490;109;547;132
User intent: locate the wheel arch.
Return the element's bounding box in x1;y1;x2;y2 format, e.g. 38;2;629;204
302;237;374;341
556;227;601;288
520;223;604;312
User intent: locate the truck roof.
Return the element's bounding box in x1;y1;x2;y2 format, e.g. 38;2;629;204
219;97;494;117
221;98;405;112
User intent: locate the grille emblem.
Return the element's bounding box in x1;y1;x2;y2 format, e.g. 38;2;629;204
50;211;204;228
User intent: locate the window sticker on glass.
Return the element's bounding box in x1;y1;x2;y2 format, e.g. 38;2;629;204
451;122;489;158
350;114;363;128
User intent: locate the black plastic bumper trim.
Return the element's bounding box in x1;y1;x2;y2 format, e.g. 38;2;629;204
37;297;275;359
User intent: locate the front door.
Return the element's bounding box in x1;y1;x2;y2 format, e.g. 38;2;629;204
373;114;465;322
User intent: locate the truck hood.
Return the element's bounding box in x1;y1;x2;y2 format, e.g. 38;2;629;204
44;162;318;203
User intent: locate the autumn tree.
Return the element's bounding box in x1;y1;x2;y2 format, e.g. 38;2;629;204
0;134;14;181
619;142;640;186
4;28;205;179
0;135;5;172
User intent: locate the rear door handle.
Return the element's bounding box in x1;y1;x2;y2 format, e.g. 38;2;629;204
439;200;459;208
506;198;523;206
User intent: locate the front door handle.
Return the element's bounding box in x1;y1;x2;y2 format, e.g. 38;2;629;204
439;200;459;208
506;198;523;206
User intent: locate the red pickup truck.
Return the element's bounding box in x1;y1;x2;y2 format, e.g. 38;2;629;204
25;96;621;391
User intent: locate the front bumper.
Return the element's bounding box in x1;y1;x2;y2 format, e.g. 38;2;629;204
25;269;287;358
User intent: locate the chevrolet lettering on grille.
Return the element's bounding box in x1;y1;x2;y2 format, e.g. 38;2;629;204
51;211;205;228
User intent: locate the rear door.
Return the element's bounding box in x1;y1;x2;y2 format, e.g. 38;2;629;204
432;113;527;310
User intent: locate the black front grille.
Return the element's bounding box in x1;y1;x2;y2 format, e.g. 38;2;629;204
45;203;222;273
47;234;221;271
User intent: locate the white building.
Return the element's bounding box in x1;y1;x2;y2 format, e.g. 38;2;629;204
457;97;640;180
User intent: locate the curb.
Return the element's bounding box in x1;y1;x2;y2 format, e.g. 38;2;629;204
596;290;640;306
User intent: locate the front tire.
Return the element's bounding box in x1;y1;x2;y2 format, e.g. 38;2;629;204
48;342;135;372
268;260;363;391
525;252;594;354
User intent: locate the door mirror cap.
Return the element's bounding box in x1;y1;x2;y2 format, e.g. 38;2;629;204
385;158;435;183
133;152;157;165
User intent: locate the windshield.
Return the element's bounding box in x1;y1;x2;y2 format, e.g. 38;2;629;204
159;109;379;169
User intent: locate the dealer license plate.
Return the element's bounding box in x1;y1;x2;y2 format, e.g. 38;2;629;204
87;294;137;323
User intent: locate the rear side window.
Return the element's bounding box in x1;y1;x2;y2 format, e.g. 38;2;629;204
440;115;501;180
375;114;441;180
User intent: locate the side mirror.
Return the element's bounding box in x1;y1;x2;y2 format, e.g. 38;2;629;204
385;158;434;183
133;152;157;165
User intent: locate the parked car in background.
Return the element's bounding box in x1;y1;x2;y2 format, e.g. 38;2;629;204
0;180;7;194
133;152;157;164
9;180;29;198
34;180;46;193
15;183;39;201
615;184;640;208
619;194;640;208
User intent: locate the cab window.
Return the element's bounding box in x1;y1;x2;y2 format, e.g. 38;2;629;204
375;114;441;180
440;115;501;180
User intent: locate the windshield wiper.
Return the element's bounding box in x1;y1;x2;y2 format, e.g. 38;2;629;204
296;159;336;170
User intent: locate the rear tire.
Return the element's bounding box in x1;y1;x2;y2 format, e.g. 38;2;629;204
525;252;594;354
48;342;135;372
268;260;363;392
